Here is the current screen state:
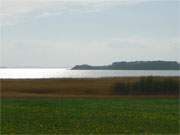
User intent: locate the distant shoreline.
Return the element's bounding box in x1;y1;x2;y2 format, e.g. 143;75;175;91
72;61;180;70
1;68;179;70
1;75;180;80
1;60;180;70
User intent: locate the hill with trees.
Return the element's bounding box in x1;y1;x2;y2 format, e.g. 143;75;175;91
72;61;180;70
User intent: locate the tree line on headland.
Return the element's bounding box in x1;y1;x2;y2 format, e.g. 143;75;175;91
72;61;180;70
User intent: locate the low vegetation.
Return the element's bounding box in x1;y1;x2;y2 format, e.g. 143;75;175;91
1;77;179;134
1;77;179;98
114;77;179;95
1;98;179;134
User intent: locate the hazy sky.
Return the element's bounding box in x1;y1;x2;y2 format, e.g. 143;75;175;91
0;0;179;67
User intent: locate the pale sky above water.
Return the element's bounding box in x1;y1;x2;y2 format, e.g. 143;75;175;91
0;0;180;67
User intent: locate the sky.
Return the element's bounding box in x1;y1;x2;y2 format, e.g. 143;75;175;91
0;0;180;67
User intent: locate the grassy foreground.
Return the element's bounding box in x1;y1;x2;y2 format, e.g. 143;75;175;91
1;98;179;134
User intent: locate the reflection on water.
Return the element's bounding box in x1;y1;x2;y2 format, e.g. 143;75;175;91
0;68;179;79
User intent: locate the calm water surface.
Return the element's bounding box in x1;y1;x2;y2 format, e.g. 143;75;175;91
0;68;179;79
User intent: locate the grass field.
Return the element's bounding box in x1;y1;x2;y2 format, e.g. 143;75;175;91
1;98;179;134
1;77;179;134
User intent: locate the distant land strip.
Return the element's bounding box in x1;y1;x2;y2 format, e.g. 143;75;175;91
72;61;180;70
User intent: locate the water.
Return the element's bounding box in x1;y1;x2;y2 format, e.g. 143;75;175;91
0;68;179;79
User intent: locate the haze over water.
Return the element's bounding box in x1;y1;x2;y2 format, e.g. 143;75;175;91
0;68;179;79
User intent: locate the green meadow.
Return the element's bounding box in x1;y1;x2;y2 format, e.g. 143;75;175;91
1;98;179;134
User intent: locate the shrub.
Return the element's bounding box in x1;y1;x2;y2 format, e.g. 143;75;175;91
114;77;179;95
